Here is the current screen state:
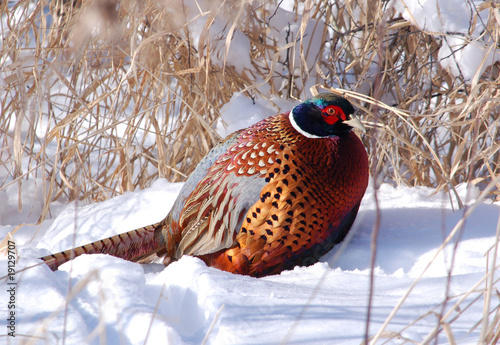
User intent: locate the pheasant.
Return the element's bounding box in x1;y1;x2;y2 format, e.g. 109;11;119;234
41;93;369;277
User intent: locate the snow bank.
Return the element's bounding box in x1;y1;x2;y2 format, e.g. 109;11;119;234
1;180;498;344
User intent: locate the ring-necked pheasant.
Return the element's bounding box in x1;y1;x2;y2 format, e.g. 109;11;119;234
41;93;369;277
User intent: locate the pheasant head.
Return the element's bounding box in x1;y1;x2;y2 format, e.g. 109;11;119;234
290;93;365;138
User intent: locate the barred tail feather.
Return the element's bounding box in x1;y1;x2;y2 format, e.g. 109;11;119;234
40;223;164;271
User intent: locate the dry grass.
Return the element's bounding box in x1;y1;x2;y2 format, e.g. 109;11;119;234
1;0;498;215
1;0;500;344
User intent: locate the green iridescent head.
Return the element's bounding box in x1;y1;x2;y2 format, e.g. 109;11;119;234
290;93;365;138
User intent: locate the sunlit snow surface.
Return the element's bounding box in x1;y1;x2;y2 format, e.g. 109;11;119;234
1;178;499;344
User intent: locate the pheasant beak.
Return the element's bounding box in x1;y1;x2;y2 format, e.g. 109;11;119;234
344;115;366;133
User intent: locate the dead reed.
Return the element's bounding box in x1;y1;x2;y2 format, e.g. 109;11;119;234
1;0;498;210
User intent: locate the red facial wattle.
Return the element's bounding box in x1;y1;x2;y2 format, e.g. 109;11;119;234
322;105;346;125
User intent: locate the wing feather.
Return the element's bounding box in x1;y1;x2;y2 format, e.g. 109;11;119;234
168;136;271;258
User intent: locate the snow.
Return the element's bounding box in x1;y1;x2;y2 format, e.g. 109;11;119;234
2;0;500;344
217;94;299;137
1;179;499;344
395;0;500;80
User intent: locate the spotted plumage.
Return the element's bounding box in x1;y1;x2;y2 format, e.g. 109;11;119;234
42;93;369;277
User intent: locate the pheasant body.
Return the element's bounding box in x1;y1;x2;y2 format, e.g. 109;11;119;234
42;93;369;277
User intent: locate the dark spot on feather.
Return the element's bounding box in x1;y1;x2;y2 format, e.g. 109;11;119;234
265;229;273;235
247;217;251;223
283;225;290;231
274;193;280;199
252;212;257;218
286;199;292;205
291;174;298;181
241;227;247;233
227;255;233;262
272;201;279;208
300;220;306;225
297;186;303;193
292;160;298;166
298;227;306;233
284;154;289;160
276;158;282;164
283;165;290;174
266;220;273;225
277;187;283;193
256;208;261;213
282;179;289;186
313;220;319;225
300;212;306;217
271;214;278;221
261;192;271;202
293;240;299;245
298;202;305;208
269;172;275;178
297;169;303;176
286;245;292;250
274;168;280;174
260;235;267;241
295;233;301;238
287;211;293;216
265;177;271;182
291;191;297;198
279;145;285;150
249;230;255;235
285;218;292;223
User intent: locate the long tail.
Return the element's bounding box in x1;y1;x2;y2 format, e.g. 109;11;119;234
40;222;164;271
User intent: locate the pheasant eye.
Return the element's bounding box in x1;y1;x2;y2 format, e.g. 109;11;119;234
322;105;346;125
326;108;336;115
